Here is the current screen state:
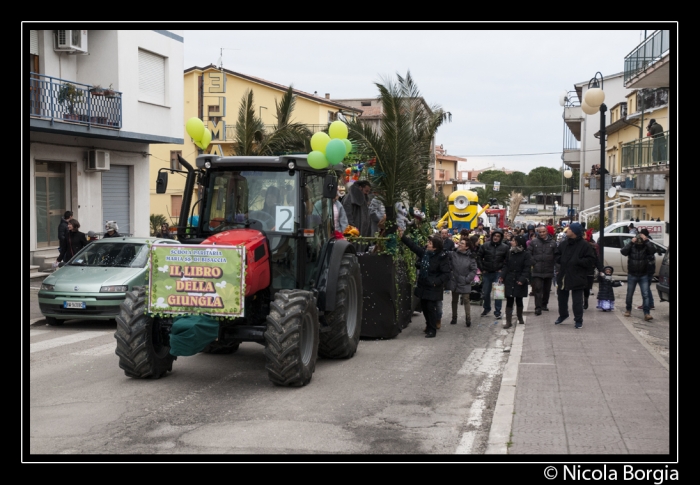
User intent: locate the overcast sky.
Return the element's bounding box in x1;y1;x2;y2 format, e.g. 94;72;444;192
183;27;654;174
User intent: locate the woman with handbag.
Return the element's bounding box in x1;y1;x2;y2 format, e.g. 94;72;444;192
501;235;533;329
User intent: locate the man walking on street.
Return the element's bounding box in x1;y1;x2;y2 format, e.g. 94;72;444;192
57;210;73;255
529;224;557;315
621;230;657;321
554;222;599;329
476;228;509;319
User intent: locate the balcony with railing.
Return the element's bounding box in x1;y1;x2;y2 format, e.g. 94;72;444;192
223;123;329;140
621;132;670;171
624;30;670;88
29;73;122;129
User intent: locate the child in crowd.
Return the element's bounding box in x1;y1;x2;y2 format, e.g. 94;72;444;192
596;266;622;311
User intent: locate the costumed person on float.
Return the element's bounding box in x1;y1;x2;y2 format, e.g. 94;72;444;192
436;190;492;232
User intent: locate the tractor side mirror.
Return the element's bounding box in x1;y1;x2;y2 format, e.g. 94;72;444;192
323;174;338;199
156;171;169;194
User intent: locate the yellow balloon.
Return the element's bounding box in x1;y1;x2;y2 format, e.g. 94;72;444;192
200;128;212;149
194;139;205;150
310;132;331;153
329;120;348;139
186;117;205;141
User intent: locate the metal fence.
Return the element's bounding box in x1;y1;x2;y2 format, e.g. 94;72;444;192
624;30;670;84
29;73;122;129
621;131;669;169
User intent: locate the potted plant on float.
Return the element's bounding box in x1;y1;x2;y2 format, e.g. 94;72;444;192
57;83;83;120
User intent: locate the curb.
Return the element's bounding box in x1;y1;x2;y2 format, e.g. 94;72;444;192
485;297;529;454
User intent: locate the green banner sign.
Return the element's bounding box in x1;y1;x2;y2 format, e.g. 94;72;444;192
148;244;245;317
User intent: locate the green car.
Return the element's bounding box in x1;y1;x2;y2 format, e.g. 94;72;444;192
39;236;180;325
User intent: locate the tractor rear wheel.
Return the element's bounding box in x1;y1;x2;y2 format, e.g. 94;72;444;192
319;253;362;359
115;286;174;379
264;289;319;387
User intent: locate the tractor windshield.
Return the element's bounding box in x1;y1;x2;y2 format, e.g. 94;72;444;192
203;169;299;234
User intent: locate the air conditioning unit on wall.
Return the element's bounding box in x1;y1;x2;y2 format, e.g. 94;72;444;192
86;150;110;171
55;30;88;54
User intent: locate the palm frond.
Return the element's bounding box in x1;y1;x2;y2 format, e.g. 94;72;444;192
233;89;265;155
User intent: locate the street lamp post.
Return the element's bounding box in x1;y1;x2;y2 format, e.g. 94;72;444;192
564;168;574;225
581;72;607;269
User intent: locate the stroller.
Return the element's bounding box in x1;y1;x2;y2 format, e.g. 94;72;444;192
469;269;484;306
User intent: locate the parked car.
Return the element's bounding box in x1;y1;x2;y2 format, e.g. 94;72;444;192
519;208;539;215
598;234;667;279
591;219;665;242
38;237;179;325
656;247;670;302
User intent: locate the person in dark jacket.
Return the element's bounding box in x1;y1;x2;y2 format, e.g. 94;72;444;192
57;210;73;255
476;228;509;319
647;118;666;163
502;235;533;329
554;222;599;329
621;231;657;321
342;180;371;250
446;238;478;327
440;228;455;252
57;219;89;263
636;228;657;310
528;225;558;315
596;266;622;311
583;233;603;310
400;233;452;338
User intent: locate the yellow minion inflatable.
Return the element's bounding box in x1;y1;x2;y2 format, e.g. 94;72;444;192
436;190;490;232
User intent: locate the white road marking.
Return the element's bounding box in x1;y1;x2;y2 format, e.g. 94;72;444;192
30;331;113;354
29;330;50;337
455;348;505;454
71;342;116;357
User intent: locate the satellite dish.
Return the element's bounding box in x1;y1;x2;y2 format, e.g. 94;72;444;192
607;186;617;198
559;91;568;107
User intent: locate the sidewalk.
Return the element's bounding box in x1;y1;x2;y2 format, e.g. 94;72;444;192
487;285;670;455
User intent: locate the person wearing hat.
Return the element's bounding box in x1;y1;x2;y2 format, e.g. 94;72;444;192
103;220;121;238
57;210;73;255
342;180;372;244
621;230;656;321
553;222;599;329
647;119;666;163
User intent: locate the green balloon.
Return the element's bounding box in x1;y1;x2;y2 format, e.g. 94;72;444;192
343;139;352;155
325;139;346;165
308;150;329;169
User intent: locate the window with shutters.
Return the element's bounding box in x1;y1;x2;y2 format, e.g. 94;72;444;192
170;151;182;171
171;195;182;217
138;49;166;105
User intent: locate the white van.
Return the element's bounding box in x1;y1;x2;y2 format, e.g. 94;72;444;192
592;220;665;242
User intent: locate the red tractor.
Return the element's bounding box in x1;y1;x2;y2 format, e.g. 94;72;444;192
115;154;363;387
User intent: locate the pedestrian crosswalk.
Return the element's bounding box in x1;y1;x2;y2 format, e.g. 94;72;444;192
29;330;113;354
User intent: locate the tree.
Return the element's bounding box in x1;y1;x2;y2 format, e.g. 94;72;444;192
230;86;311;156
347;71;451;224
473;186;509;207
150;214;168;236
526;167;561;209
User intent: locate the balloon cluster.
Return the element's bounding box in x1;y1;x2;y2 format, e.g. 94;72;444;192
343;157;376;183
308;121;353;169
186;117;212;151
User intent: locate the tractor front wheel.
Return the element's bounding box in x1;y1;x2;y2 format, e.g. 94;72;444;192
264;290;319;387
114;286;175;379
